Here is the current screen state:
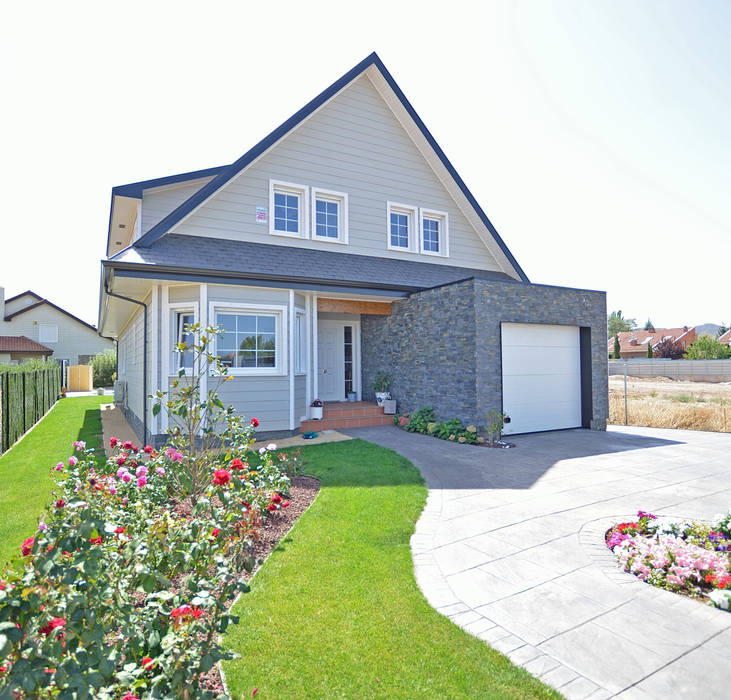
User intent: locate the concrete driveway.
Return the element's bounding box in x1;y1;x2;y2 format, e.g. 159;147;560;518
349;425;731;699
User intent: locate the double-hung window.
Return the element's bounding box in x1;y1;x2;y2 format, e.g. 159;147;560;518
419;209;449;257
312;188;348;243
175;311;195;371
269;180;308;238
386;202;417;252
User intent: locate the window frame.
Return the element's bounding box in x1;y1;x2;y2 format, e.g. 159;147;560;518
419;208;449;257
269;180;309;239
210;301;288;376
38;324;58;344
386;201;418;253
311;187;348;244
168;302;199;376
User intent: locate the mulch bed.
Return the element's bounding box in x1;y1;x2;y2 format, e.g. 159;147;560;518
199;474;321;694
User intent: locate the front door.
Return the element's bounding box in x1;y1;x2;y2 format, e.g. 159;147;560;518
318;321;345;401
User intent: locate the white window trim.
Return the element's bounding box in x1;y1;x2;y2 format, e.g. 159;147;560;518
269;179;309;239
169;301;199;376
311;187;348;244
209;300;288;376
386;201;418;253
38;324;58;344
294;307;307;375
419;208;449;257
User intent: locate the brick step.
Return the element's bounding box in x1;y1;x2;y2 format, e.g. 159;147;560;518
322;406;385;418
300;413;393;433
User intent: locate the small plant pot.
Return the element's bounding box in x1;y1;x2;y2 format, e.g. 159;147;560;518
347;392;357;402
375;391;391;407
310;406;324;420
383;398;397;415
97;387;105;396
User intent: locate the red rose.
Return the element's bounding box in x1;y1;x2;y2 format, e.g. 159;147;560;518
122;441;133;450
213;469;231;486
21;537;34;556
282;500;290;508
143;445;154;454
141;656;154;669
230;458;244;471
109;437;119;448
116;455;127;466
250;417;260;428
211;527;221;538
267;503;277;512
90;536;103;545
55;499;65;508
271;494;282;504
40;617;66;636
115;526;125;534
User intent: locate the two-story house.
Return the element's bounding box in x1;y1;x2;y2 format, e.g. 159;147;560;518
98;53;608;443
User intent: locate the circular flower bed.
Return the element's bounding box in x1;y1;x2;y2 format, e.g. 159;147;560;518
606;509;731;611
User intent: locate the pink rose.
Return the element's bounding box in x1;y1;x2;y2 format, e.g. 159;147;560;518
55;462;64;471
110;437;119;448
120;472;132;483
136;475;147;488
155;467;166;476
135;465;148;477
68;456;78;467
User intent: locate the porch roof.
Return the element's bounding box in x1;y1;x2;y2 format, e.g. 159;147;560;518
109;235;518;293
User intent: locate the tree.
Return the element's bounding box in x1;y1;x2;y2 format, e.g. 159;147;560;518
644;319;655;332
717;323;729;338
685;335;731;360
608;310;637;339
613;335;621;359
653;337;685;360
646;341;653;358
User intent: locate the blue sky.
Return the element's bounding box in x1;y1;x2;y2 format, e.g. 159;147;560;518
1;1;728;328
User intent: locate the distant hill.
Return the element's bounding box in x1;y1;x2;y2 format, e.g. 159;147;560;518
695;323;721;337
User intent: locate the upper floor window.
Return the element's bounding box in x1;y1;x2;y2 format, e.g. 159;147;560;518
269;180;308;239
419;209;449;257
386;202;417;252
39;324;58;343
312;188;348;244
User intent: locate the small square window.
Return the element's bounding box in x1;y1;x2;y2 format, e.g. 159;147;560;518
39;324;58;343
269;180;308;238
312;188;348;243
386;202;417;252
419;208;449;257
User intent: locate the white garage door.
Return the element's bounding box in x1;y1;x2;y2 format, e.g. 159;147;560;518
501;323;582;435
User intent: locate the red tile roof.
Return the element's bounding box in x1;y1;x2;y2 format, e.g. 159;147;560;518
0;336;53;355
718;329;731;345
608;327;695;357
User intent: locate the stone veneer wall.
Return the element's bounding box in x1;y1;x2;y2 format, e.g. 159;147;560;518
361;278;608;430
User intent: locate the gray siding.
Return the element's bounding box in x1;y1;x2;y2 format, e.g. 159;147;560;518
295;374;306;421
118;305;145;435
0;304;113;365
216;377;290;432
174;76;503;273
140;177;215;236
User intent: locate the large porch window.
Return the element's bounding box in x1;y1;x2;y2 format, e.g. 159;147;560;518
216;313;277;369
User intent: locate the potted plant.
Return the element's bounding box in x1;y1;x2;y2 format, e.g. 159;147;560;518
310;398;324;420
347;391;357;402
371;371;392;407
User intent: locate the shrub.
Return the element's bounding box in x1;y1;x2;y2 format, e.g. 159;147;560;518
89;349;117;387
653;337;685;359
396;408;478;444
685;335;731;360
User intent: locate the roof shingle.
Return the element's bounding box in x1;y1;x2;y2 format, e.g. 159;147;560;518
0;336;53;354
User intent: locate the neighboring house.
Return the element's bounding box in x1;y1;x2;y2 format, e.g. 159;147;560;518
0;336;53;364
718;329;731;346
0;288;113;366
98;53;608;443
608;327;696;359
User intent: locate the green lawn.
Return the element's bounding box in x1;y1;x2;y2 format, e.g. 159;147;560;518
0;395;111;565
223;440;557;699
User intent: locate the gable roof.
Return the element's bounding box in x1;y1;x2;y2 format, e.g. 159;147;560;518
4;290;43;305
608;328;695;354
129;52;528;283
0;336;53;355
718;329;731;345
4;295;98;332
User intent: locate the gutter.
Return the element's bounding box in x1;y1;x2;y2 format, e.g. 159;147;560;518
103;281;148;443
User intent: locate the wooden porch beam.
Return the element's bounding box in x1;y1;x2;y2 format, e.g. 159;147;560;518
317;298;391;315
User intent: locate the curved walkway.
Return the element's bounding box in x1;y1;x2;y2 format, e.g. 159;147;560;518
348;425;731;699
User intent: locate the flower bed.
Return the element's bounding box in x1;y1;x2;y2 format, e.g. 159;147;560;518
0;432;307;698
393;407;483;444
606;509;731;611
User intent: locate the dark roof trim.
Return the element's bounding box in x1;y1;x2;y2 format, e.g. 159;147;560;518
4;290;43;305
132;52;528;282
111;165;227;200
110;265;410;298
4;298;99;332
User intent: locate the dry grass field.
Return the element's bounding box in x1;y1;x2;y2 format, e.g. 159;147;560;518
609;376;731;433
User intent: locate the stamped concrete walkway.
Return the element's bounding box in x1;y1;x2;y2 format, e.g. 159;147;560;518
348;425;731;699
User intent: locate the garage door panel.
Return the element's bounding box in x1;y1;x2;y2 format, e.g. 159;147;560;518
501;323;581;435
502;346;580;375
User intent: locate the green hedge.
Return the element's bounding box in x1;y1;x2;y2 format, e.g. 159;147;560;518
0;364;61;453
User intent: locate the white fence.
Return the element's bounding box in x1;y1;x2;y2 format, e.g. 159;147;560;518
608;359;731;382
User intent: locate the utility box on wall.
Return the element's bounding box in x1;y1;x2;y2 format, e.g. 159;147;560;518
67;365;93;392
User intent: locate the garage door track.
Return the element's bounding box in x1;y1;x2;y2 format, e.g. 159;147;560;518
348;425;731;699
